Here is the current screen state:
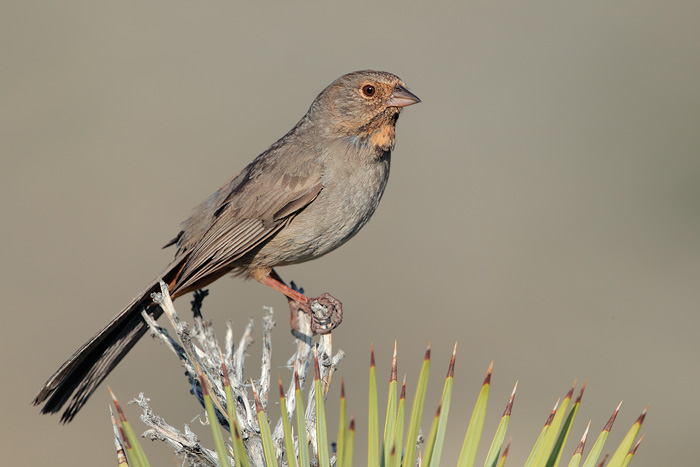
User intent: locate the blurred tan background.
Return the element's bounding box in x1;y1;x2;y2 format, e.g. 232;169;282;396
2;2;699;465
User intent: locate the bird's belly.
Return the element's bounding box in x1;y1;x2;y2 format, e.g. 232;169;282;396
254;157;390;266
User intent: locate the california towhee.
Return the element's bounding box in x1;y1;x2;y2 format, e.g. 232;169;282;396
34;70;420;422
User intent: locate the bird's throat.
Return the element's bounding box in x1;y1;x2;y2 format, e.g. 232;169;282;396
369;123;396;152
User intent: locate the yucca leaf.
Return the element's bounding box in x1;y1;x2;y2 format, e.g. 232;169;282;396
457;362;492;467
581;402;621;467
200;371;232;467
112;408;135;466
109;387;150;467
422;404;441;466
402;344;431;467
566;421;591;467
222;358;249;467
496;439;511;467
392;378;407;467
382;343;399;467
279;376;298;467
427;344;456;467
620;434;644;467
337;377;347;467
110;407;131;467
252;379;276;467
315;352;331;467
526;399;558;467
537;383;575;466
344;417;356;467
368;345;380;467
295;371;310;467
607;406;647;467
546;383;586;467
483;382;517;467
231;421;249;467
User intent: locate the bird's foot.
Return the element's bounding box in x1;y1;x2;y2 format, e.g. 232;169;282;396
289;293;343;335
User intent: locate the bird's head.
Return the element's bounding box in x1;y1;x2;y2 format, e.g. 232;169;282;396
311;70;420;152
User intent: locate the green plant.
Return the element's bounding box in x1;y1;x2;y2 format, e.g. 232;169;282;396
110;282;646;467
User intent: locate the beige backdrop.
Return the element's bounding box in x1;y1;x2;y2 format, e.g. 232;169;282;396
2;2;699;466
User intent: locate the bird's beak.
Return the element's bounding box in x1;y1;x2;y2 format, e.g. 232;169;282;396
386;84;421;108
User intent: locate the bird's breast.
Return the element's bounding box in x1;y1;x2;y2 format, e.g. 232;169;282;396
254;149;391;266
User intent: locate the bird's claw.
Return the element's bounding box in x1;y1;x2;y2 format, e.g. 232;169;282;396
289;293;343;335
310;293;343;334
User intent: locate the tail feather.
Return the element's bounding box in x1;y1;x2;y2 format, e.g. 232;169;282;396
33;274;171;423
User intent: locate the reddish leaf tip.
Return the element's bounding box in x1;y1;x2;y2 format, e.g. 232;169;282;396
294;370;300;391
390;347;398;383
484;362;493;386
107;386;117;403
565;381;576;399
370;344;375;368
424;343;431;361
314;351;321;381
218;347;227;373
251;379;263;413
222;363;230;388
501;438;511;458
400;378;406;400
446;345;456;378
630;433;645;455
603;402;622;432
575;421;592;455
198;372;209;396
278;375;285;398
349;415;355;431
576;380;587;404
545;398;559;426
107;387;127;422
341;376;345;399
504;381;517;416
637;405;649;425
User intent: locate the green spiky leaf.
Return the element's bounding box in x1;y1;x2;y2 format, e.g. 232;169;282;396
402;344;431;467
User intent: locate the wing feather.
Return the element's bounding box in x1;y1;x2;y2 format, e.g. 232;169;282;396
171;179;323;293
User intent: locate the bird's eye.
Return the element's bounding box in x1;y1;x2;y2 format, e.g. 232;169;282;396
361;84;376;97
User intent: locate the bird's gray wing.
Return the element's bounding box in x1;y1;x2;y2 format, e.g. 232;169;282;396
171;164;323;294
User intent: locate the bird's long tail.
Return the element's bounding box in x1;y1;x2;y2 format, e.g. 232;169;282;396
33;261;182;423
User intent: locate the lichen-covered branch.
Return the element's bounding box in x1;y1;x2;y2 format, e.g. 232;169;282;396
137;281;344;466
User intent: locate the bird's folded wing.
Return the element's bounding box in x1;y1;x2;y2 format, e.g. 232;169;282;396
172;173;323;292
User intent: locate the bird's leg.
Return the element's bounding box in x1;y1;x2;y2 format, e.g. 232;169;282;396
264;271;308;333
262;270;310;305
262;269;343;334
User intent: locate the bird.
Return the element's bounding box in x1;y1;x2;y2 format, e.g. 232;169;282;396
33;70;420;423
